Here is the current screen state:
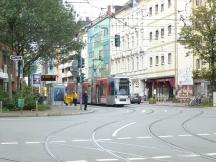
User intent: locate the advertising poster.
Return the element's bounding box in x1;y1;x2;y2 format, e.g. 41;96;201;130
33;74;41;84
53;85;65;101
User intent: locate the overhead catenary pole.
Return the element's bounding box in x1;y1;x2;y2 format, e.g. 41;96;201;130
79;50;83;110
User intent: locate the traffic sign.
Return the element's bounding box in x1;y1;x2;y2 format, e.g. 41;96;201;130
10;55;23;60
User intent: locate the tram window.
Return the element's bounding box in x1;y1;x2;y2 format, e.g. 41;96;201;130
118;79;130;95
110;81;115;95
101;85;106;96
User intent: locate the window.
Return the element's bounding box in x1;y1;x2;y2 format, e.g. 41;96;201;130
161;28;164;38
168;0;171;8
161;4;164;12
155;4;158;15
156;56;159;65
150;57;153;66
149;7;152;16
168;25;172;35
155;30;159;40
196;59;201;69
150;32;153;41
196;0;202;5
161;56;164;65
168;53;172;64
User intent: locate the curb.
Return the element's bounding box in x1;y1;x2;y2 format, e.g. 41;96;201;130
0;110;94;117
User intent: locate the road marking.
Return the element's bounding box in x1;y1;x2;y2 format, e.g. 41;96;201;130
179;154;200;157
66;160;88;162
197;133;210;136
72;139;90;142
136;136;152;139
117;137;132;140
25;141;41;144
96;159;118;161
142;110;146;113
164;109;168;112
128;157;146;160
112;122;136;137
178;134;192;137
97;138;112;141
1;142;18;145
152;156;172;159
50;140;66;143
205;153;216;156
159;135;173;138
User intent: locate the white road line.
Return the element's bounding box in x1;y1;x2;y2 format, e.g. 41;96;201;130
178;134;192;137
112;122;136;137
205;153;216;156
72;139;90;142
152;156;172;159
66;160;88;162
179;154;200;157
164;109;168;112
128;157;146;160
158;135;173;138
25;141;41;144
136;136;152;139
117;137;132;140
50;140;66;143
1;142;18;145
142;110;146;113
197;133;210;136
97;139;112;141
96;159;118;161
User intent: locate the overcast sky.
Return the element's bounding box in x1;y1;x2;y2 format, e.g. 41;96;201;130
65;0;129;20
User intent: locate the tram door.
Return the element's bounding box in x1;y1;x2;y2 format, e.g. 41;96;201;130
96;85;99;104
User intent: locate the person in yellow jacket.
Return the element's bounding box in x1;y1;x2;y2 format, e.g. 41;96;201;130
64;93;73;106
73;91;77;106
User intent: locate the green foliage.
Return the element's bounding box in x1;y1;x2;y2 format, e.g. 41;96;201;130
0;0;83;78
192;68;211;79
149;98;156;104
179;0;216;90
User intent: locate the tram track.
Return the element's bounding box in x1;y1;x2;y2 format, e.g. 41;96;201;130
148;109;216;161
43;121;87;162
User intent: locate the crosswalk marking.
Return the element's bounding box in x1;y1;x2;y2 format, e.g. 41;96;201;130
25;141;41;144
1;142;18;145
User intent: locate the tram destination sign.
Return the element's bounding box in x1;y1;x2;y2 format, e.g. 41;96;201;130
10;55;23;60
41;75;56;81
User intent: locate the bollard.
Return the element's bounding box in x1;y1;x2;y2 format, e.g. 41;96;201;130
0;101;2;113
36;100;38;116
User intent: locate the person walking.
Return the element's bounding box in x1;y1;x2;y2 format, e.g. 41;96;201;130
83;91;88;110
73;91;77;107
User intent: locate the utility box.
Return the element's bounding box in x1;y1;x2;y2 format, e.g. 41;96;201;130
18;98;24;108
213;92;216;107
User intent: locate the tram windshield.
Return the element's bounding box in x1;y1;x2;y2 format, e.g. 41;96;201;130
114;78;130;95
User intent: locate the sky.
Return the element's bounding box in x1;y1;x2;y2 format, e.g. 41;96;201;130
65;0;129;20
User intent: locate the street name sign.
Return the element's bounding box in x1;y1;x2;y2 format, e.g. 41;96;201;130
10;55;23;60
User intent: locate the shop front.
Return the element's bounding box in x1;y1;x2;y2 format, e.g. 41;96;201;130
145;77;175;101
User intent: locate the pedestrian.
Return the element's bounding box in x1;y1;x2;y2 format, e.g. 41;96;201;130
73;91;77;106
83;91;88;110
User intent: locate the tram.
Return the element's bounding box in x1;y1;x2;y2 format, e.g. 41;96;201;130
82;76;130;106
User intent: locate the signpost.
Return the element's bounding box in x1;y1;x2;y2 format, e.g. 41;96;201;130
10;55;23;60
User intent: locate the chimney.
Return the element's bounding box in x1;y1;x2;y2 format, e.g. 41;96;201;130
107;5;111;15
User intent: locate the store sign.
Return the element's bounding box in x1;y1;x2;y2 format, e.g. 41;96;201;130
41;75;56;81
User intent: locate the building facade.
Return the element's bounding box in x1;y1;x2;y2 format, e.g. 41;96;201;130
110;0;193;101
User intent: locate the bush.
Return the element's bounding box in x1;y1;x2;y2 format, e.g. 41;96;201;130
149;98;156;104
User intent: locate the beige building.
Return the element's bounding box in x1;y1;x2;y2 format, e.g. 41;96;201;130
110;0;193;101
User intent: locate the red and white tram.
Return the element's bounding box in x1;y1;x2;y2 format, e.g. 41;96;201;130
82;76;130;106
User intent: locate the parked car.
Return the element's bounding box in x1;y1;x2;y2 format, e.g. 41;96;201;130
130;93;141;104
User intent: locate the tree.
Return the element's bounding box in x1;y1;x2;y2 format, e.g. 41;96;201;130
179;0;216;92
0;0;83;94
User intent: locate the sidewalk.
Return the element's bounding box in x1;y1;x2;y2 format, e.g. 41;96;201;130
0;104;94;117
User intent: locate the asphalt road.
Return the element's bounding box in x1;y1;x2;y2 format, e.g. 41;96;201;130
0;104;216;162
